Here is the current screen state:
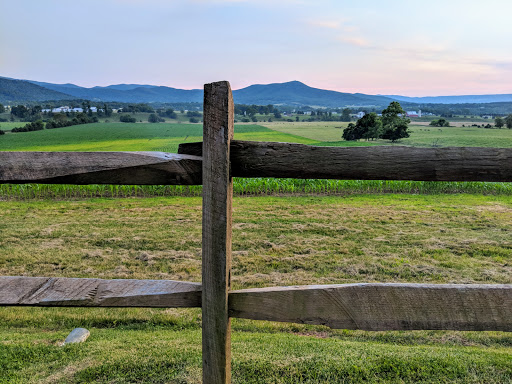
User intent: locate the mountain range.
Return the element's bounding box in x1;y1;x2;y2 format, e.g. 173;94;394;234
1;76;512;106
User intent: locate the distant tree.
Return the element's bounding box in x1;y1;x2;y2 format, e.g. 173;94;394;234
381;101;410;142
495;116;504;128
429;118;450;127
186;111;202;118
273;111;282;119
360;112;383;140
148;113;164;123
251;116;258;122
0;129;5;135
505;114;512;129
340;108;351;122
0;104;6;113
119;114;136;123
342;112;382;141
159;108;177;119
342;123;359;141
189;117;200;123
11;105;29;119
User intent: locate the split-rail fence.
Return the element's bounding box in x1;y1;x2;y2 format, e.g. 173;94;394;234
1;81;511;384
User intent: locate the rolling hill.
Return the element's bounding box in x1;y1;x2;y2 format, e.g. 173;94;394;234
0;78;77;104
2;75;512;107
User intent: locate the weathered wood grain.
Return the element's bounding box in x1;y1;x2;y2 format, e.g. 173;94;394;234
0;151;202;185
179;141;512;182
229;283;512;331
0;276;201;307
202;81;234;384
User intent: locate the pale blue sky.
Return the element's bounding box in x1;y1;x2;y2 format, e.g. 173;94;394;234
1;0;511;95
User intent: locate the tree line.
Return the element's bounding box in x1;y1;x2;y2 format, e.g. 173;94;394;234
10;113;98;133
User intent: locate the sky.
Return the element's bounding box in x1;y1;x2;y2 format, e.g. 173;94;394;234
1;0;511;96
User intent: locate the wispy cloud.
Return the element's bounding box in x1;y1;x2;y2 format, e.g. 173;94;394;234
337;35;370;47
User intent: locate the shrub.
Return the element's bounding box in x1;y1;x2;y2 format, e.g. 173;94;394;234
119;114;137;123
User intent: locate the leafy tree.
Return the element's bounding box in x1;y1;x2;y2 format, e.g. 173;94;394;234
505;114;512;129
342;123;359;141
429;118;450;127
273;111;282;119
119;114;136;123
148;113;164;123
0;129;5;135
159;108;177;119
495;116;504;128
186;111;202;118
342;112;382;141
0;104;5;113
340;108;351;122
11;105;29;119
189;117;200;123
381;102;410;142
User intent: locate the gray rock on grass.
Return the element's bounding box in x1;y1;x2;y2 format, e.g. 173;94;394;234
63;328;90;345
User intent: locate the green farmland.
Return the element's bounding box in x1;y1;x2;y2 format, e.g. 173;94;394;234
1;120;512;383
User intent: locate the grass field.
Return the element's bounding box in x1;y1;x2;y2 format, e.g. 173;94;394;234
262;121;512;147
1;195;511;383
0;122;317;152
2;121;512;199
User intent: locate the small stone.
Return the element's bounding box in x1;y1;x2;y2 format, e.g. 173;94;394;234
63;328;90;345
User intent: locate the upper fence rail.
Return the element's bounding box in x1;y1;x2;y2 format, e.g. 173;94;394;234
1;143;512;185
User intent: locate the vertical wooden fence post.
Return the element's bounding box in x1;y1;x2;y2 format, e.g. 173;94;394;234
202;81;234;384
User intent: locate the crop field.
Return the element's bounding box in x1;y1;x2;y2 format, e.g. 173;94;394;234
0;122;316;152
1;195;512;383
1;121;512;199
262;121;512;147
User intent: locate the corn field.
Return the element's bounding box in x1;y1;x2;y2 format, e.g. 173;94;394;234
1;179;512;200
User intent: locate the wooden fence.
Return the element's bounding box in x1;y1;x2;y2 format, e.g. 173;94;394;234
1;81;511;384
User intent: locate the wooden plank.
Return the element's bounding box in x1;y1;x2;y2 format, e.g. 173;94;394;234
202;81;234;384
179;141;512;182
0;152;202;185
0;276;201;307
229;283;512;331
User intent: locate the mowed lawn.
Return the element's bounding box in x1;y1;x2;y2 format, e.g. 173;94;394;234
1;195;511;383
0;122;318;152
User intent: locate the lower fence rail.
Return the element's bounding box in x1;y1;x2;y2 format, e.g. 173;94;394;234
1;276;511;332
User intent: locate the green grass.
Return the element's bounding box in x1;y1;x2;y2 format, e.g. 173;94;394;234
2;121;512;199
0;122;318;152
1;195;511;382
263;121;512;147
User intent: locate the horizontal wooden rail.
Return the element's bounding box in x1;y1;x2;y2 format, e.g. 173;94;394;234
2;277;511;332
0;276;201;307
180;141;512;182
229;283;512;331
2;144;512;185
0;152;202;185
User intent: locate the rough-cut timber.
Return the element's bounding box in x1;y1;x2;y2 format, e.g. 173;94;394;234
179;141;512;182
0;276;201;307
0;152;202;185
202;81;234;384
229;283;512;331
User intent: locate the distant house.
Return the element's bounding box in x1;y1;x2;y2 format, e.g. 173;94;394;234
406;110;422;118
303;111;312;115
356;111;365;119
50;106;84;113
